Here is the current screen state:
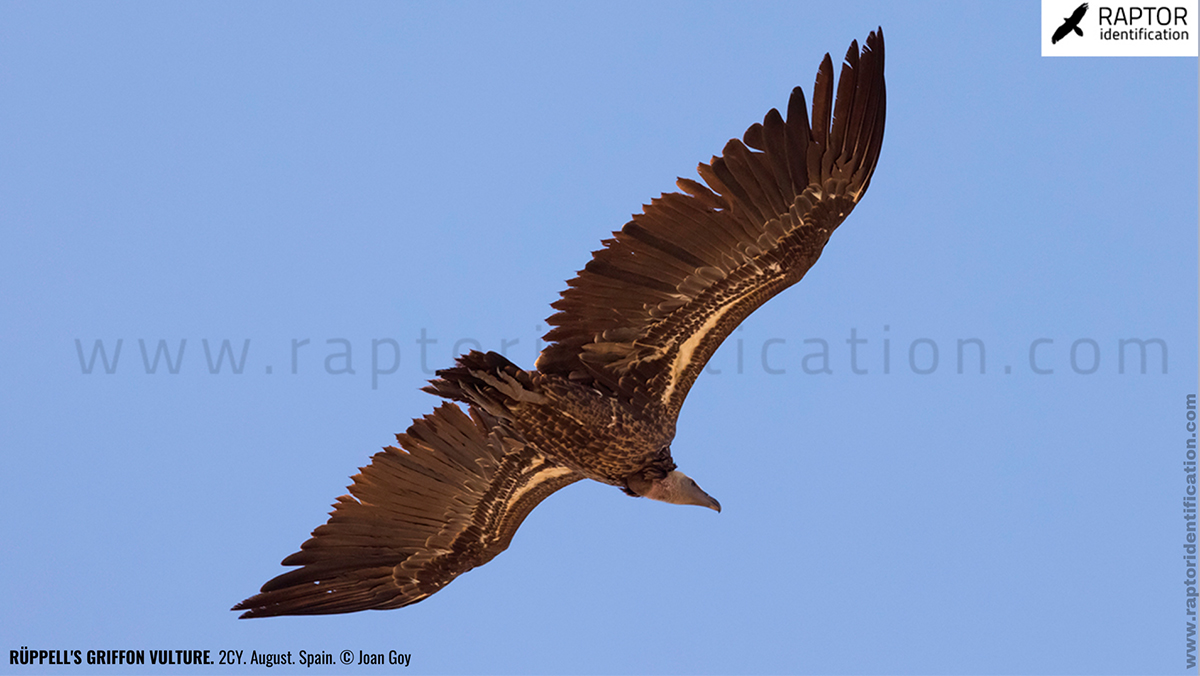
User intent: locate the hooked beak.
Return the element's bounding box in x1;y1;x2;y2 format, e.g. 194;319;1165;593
645;470;721;512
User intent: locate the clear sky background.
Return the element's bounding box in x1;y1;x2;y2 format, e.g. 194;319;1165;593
1;2;1196;675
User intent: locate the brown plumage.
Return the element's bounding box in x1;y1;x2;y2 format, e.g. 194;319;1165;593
234;28;886;618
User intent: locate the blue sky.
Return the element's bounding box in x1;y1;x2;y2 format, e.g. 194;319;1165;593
1;2;1196;674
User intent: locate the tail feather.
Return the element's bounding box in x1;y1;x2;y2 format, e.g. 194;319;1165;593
423;351;547;418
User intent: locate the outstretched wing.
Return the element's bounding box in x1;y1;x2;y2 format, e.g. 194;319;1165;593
1070;3;1089;23
233;403;582;617
536;29;886;417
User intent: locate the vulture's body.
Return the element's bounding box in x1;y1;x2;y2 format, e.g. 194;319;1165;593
234;29;886;618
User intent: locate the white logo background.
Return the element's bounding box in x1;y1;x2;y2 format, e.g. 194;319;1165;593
1042;0;1200;55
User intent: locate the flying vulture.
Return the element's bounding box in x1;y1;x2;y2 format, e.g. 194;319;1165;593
1052;3;1088;43
234;28;886;618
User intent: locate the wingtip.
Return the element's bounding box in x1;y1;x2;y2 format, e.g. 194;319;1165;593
858;27;883;63
230;600;256;619
866;27;884;58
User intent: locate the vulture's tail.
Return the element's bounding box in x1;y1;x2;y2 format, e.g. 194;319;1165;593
423;350;547;418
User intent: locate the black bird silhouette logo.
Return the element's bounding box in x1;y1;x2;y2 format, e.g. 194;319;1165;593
1052;3;1089;43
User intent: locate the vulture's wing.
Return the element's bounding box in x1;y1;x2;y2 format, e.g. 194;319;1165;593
536;29;886;418
233;403;582;617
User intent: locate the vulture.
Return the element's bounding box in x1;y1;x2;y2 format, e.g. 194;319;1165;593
234;28;886;618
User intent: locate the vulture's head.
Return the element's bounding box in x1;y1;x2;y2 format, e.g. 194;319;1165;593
628;470;721;512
